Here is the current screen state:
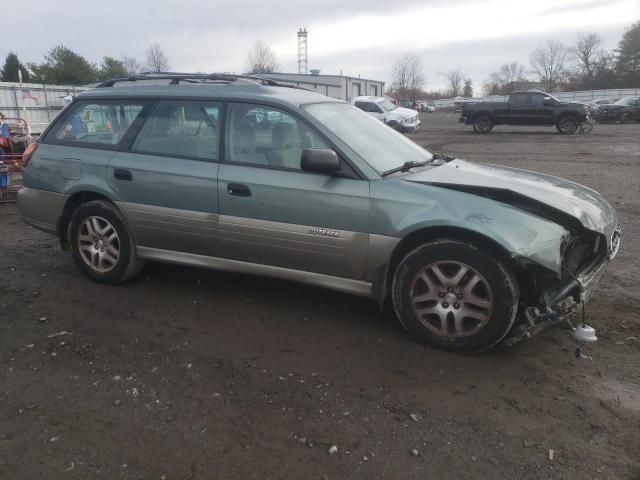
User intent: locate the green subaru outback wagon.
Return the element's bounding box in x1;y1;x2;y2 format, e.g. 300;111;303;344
18;73;621;352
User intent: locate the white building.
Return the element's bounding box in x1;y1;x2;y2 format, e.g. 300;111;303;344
255;72;385;103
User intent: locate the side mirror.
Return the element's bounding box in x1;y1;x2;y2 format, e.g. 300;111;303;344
301;149;341;174
543;97;553;106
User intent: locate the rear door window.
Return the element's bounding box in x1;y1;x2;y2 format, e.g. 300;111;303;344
50;100;145;146
511;93;532;105
354;101;369;112
132;101;221;161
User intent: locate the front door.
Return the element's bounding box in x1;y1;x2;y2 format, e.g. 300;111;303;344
217;102;371;280
107;100;221;256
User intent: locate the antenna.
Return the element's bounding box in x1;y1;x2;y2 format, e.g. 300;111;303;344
297;28;308;75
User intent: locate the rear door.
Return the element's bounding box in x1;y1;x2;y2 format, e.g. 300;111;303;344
37;99;149;194
354;101;384;121
217;102;371;280
507;93;533;124
107;100;221;257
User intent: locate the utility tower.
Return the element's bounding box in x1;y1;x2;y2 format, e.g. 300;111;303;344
297;28;308;75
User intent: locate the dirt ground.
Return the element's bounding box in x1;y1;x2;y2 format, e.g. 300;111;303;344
1;113;639;480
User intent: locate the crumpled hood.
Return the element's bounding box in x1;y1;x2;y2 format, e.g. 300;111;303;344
388;107;418;120
405;159;617;237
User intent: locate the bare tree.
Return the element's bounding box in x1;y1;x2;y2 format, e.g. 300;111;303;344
145;44;169;73
572;33;606;87
530;41;569;92
391;54;425;102
483;62;528;95
442;70;465;97
122;56;141;75
245;41;280;74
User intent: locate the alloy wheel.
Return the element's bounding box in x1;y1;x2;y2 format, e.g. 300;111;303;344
474;117;491;132
77;216;120;273
410;260;493;338
558;117;578;134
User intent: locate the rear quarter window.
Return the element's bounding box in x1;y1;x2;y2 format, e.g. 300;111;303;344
45;100;147;148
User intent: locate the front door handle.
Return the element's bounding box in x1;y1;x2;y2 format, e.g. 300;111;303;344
227;183;251;197
114;169;133;181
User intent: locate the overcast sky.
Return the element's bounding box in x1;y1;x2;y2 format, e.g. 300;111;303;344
3;0;638;91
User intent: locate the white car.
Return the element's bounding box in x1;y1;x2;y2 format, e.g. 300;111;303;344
353;96;421;132
418;102;436;113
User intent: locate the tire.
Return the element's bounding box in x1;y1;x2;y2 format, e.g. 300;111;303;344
620;112;631;124
556;116;578;134
68;200;144;284
391;239;519;353
472;115;493;133
387;121;402;132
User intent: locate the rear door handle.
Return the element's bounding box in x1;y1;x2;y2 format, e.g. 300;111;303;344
227;183;251;197
114;169;133;181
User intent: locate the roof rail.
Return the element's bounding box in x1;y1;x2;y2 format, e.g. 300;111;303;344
96;72;306;90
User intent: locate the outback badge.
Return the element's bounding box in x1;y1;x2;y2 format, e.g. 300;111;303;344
308;227;341;238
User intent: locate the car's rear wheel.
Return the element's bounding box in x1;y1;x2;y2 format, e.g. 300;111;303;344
556;116;578;134
472;115;493;133
620;112;631;124
391;239;519;353
68;200;144;284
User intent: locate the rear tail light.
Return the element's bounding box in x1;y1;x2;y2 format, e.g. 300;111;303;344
22;143;38;168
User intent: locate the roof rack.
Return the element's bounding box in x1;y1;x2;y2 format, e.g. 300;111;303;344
96;72;306;90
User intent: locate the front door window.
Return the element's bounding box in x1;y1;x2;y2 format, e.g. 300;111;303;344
225;103;328;170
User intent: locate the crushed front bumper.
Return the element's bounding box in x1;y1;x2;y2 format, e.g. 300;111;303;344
503;228;620;347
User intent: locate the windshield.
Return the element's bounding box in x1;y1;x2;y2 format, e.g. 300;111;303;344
303;103;432;174
379;99;397;112
614;97;637;106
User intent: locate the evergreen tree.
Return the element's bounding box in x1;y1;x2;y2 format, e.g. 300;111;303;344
463;78;473;97
615;21;640;85
1;52;30;82
29;46;98;84
98;57;127;80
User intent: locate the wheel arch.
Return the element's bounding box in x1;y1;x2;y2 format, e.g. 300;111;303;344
57;190;118;250
373;225;520;307
556;111;580;122
471;111;495;122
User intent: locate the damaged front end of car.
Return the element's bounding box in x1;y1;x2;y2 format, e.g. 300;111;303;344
401;158;621;346
411;178;621;346
504;220;621;346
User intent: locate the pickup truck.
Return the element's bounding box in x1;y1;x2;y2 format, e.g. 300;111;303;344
459;91;588;134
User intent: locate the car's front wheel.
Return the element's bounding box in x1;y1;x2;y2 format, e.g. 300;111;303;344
68;200;144;284
387;120;402;132
392;239;519;352
556;116;578;134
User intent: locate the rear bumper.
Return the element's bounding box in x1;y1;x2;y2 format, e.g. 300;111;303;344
17;187;68;236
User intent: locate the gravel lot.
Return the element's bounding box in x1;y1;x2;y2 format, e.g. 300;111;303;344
1;113;639;479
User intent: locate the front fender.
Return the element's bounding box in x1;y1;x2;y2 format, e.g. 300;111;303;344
371;179;569;274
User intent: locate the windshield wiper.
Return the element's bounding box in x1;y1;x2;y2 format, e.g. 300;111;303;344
381;160;431;177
